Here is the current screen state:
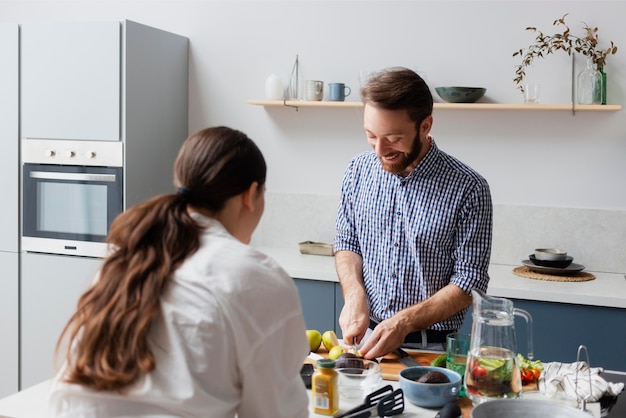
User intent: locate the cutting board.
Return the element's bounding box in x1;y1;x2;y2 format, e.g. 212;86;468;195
305;348;537;418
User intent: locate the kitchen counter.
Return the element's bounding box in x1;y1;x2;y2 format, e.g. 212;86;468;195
256;246;626;309
2;366;624;418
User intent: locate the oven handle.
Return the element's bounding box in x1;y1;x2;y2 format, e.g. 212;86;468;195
29;171;118;182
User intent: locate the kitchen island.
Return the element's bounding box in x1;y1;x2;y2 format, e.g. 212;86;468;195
1;351;624;418
256;246;626;371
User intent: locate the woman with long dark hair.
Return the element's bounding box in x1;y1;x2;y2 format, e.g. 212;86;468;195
49;126;310;417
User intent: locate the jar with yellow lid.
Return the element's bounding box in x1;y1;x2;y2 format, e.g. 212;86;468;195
312;359;339;415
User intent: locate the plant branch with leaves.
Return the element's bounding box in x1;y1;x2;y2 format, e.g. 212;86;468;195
513;14;618;92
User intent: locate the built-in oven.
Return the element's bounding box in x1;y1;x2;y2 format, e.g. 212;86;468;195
21;139;124;258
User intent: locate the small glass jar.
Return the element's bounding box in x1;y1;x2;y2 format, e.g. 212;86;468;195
312;359;339;415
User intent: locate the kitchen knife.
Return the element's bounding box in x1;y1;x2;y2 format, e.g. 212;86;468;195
394;347;423;367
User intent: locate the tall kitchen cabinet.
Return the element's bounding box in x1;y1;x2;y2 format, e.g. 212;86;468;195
0;24;19;399
19;21;189;389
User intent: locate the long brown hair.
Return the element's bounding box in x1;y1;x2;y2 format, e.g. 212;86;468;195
57;126;266;392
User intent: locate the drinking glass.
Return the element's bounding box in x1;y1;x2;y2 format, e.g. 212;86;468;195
446;332;470;397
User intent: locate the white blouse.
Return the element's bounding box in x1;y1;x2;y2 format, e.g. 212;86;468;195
49;217;310;417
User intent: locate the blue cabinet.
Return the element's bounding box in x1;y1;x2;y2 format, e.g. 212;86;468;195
461;298;626;371
294;278;345;339
296;278;625;371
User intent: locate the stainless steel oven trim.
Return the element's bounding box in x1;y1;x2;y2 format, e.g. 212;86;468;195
22;236;110;258
29;171;118;182
22;138;123;167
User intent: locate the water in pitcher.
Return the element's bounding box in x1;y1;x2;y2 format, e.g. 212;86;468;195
465;346;522;404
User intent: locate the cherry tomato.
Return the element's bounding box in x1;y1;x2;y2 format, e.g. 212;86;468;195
520;369;534;384
532;368;542;379
472;365;487;378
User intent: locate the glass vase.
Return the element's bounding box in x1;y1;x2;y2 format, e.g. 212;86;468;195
600;67;607;105
576;57;602;105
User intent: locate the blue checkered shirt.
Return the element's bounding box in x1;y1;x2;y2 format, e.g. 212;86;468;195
334;139;492;331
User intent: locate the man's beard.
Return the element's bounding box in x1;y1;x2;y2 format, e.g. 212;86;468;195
380;134;422;174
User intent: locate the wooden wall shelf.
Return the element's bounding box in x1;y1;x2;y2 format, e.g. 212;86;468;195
247;99;622;112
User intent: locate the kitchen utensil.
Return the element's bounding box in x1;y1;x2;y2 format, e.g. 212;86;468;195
394;347;422;367
399;366;462;408
534;248;568;261
529;254;574;268
336;384;404;418
470;398;592;418
465;290;533;405
435;402;462;418
435;86;486;103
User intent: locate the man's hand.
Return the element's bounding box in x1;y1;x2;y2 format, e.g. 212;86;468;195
338;298;370;349
357;316;409;359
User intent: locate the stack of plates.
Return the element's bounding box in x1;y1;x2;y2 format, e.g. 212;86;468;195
522;248;585;276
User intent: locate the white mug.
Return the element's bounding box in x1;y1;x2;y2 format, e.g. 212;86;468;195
304;80;324;101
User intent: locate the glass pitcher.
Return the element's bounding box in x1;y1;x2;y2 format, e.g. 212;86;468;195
465;290;533;405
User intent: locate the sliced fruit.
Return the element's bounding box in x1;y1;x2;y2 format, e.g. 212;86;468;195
328;345;344;360
306;329;322;352
321;330;339;351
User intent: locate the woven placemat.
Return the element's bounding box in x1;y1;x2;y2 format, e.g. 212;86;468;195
512;266;596;282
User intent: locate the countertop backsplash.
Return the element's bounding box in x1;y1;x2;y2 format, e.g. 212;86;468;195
253;192;625;275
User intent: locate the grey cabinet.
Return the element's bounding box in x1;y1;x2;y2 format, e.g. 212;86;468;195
21;21;121;141
20;253;101;389
293;278;345;339
0;23;19;399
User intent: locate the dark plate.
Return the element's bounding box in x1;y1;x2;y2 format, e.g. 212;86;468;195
522;260;585;276
529;254;573;268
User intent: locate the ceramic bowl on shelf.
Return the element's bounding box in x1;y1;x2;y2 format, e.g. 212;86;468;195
529;254;574;268
534;248;568;261
435;86;486;103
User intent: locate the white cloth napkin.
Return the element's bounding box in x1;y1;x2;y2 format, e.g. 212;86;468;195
538;361;624;403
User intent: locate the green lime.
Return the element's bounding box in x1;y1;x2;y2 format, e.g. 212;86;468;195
431;354;447;368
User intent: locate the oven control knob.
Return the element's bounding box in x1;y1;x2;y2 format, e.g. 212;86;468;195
67;150;76;158
86;151;96;159
45;149;56;157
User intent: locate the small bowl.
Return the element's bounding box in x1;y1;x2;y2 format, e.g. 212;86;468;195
529;254;573;268
336;358;382;400
399;366;461;408
534;248;567;261
435;86;486;103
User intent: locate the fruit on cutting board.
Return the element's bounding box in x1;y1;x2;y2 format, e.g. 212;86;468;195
335;353;365;369
328;345;344;360
430;353;447;368
322;330;339;351
306;329;322;352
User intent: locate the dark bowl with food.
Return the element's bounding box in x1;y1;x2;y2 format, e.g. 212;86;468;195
529;254;573;268
399;366;461;408
435;86;486;103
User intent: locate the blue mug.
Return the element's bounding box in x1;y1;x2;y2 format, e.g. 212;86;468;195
328;83;351;101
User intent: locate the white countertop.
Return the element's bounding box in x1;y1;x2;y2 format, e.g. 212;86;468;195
256;246;626;309
0;379;453;417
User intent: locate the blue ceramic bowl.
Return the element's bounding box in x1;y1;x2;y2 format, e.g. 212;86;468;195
435;86;486;103
399;366;461;408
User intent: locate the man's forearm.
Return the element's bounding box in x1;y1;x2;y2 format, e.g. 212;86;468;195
334;250;366;301
395;284;472;333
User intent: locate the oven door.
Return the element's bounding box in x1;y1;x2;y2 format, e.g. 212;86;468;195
22;163;123;257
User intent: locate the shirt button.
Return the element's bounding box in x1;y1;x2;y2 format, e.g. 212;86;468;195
391;273;397;278
396;211;401;215
394;243;399;247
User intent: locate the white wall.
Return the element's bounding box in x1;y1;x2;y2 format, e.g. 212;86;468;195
2;1;625;271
